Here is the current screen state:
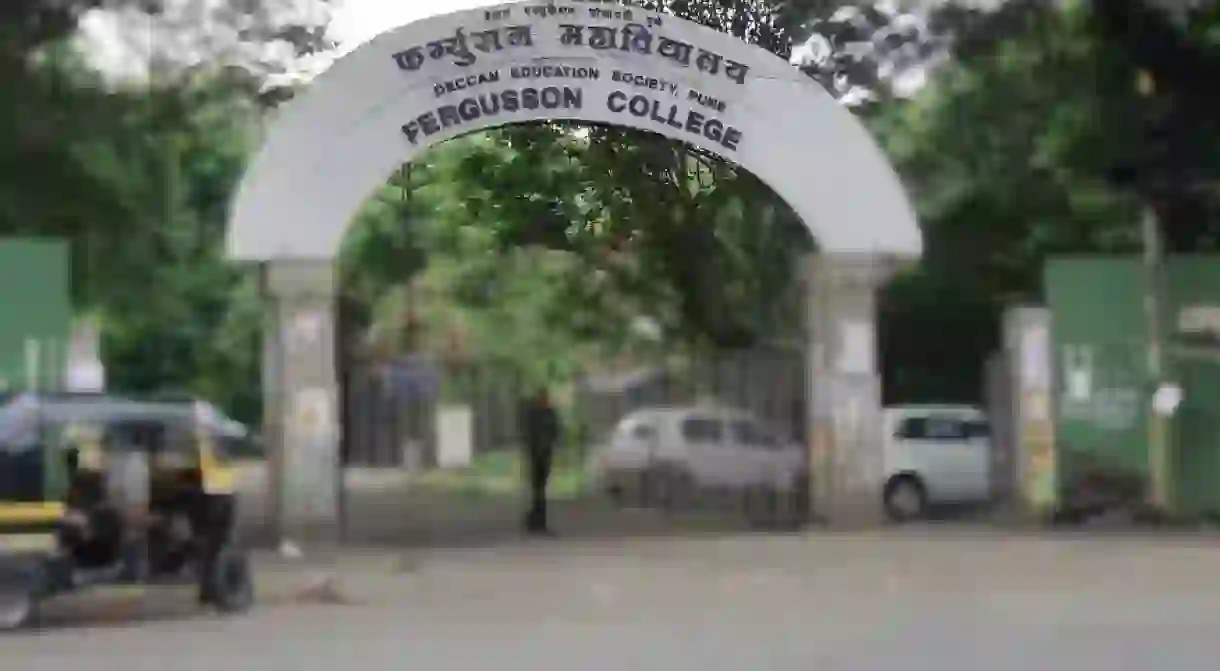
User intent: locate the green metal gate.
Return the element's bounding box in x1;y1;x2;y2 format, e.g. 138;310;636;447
1045;256;1220;516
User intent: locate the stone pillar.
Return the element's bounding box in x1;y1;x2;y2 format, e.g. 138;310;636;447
262;260;342;545
805;253;896;526
1003;306;1057;519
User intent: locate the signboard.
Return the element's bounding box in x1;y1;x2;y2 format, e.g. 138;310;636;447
290;387;337;447
286;309;327;354
65;317;105;392
1063;344;1093;402
436;405;474;469
1152;382;1183;417
228;0;921;264
1177;304;1220;347
1018;324;1050;390
837;320;875;375
391;10;750;151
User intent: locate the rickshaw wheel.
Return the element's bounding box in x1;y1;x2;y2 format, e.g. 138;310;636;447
205;549;254;614
0;592;36;632
0;563;46;632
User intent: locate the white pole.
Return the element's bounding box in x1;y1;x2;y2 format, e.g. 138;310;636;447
1143;206;1172;512
24;338;40;392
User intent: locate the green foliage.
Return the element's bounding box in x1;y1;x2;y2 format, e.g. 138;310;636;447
871;1;1220;403
0;15;265;424
89;74;266;423
871;3;1129;402
340;123;814;385
1087;0;1220;251
882;4;1144;293
0;1;339;424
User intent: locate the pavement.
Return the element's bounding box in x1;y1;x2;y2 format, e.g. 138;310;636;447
6;528;1220;669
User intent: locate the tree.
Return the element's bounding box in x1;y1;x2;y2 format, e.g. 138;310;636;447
79;0;336;92
870;1;1143;402
0;1;338;422
337;1;949;359
1;0;338;299
93;72;267;422
1088;0;1220;252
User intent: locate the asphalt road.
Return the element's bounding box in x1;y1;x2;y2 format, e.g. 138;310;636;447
6;529;1220;670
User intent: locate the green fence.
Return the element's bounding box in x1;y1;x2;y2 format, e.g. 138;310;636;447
1046;256;1220;515
0;239;71;391
1165;257;1220;514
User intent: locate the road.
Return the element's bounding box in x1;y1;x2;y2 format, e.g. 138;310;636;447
6;529;1220;669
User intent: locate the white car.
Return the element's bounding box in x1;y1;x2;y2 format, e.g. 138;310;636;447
881;405;993;521
587;405;808;511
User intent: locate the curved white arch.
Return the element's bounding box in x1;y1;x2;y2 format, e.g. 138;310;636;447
228;1;921;261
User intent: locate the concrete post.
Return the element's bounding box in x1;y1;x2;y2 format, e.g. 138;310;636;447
1003;306;1057;519
806;253;894;526
263;259;342;545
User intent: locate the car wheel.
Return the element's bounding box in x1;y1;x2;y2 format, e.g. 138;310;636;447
656;465;695;511
883;475;927;522
608;470;646;508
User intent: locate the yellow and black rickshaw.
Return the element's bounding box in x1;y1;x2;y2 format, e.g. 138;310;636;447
0;393;253;630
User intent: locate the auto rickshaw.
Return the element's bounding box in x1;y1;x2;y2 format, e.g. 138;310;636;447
0;396;254;630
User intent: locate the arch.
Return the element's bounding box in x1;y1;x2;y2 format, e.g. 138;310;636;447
226;1;921;261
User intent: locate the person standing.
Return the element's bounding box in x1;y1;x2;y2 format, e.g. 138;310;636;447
519;388;561;535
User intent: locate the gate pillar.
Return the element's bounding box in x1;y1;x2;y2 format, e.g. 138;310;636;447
806;253;899;526
261;259;342;545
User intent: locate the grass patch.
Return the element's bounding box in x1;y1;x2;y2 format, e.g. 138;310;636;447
409;446;589;500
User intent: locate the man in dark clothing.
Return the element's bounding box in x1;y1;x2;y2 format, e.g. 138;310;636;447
519;388;561;534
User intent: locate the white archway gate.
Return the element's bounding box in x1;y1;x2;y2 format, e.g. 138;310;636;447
229;0;921;542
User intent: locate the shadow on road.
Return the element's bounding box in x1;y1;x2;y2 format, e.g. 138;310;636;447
27;588;215;632
233;463;1220;553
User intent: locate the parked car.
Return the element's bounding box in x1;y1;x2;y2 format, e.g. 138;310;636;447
881;405;992;521
586;405;808;525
